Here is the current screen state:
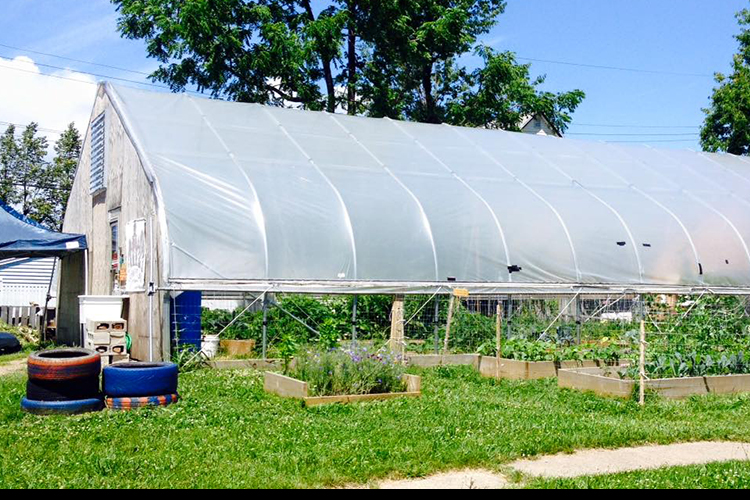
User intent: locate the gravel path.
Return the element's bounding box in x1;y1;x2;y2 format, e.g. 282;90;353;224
358;441;750;489
377;470;508;489
0;359;26;377
508;441;750;479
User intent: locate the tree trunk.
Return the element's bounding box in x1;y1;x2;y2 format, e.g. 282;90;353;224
302;0;336;113
323;61;336;113
422;63;438;123
347;1;357;115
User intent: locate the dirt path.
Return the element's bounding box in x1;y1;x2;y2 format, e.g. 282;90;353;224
358;441;750;489
508;441;750;479
377;470;508;489
0;359;26;377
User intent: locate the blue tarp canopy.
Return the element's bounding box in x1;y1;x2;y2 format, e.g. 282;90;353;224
0;201;86;258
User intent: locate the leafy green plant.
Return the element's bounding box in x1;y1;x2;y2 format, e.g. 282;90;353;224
171;344;207;373
291;346;406;397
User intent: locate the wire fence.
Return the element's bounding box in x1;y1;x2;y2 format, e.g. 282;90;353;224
170;291;747;362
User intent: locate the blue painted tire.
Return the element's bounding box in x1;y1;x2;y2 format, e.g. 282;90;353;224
21;397;103;416
102;362;178;398
105;393;179;411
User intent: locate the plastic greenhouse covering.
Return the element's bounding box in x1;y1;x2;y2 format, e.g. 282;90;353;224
105;83;750;294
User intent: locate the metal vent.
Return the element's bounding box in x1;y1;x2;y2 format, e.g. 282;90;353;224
90;112;106;195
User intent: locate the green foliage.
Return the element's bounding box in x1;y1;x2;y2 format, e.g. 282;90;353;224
0;123;81;230
171;343;208;373
3;366;750;487
111;0;584;129
702;7;750;154
527;461;750;489
447;46;585;132
202;294;393;355
291;346;406;396
622;295;750;380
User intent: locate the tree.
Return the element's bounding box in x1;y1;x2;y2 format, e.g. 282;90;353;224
112;0;584;130
0;123;80;230
37;124;82;230
14;123;48;220
447;47;585;132
0;125;18;205
702;7;750;155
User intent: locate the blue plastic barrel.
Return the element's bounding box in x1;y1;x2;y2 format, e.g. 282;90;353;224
170;291;202;350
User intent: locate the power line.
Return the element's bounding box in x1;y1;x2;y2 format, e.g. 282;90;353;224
0;54;178;91
568;132;699;137
0;42;151;77
573;123;700;129
0;56;207;97
0;120;66;135
605;139;700;144
516;55;714;78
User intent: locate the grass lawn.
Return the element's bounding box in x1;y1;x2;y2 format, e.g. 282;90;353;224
0;351;31;366
526;461;750;489
1;365;750;488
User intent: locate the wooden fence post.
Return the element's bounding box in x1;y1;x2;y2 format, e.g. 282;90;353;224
639;319;646;406
496;302;503;379
390;295;405;359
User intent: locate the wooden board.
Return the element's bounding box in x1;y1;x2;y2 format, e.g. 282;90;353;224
558;367;634;399
0;306;40;329
407;354;481;369
479;357;623;380
304;392;421;407
558;368;750;400
211;359;283;371
264;371;423;407
264;371;309;399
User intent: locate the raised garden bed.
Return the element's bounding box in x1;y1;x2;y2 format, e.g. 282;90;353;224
220;339;256;357
558;366;750;399
406;354;481;369
210;358;283;371
479;356;623;380
264;371;422;407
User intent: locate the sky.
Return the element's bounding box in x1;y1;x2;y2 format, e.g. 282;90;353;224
0;0;747;150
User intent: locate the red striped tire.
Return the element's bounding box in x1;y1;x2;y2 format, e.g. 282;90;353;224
28;349;101;382
105;393;179;411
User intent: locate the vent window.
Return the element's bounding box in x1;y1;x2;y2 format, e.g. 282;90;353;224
90;112;107;195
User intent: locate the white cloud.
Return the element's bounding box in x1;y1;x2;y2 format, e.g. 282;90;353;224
0;55;97;143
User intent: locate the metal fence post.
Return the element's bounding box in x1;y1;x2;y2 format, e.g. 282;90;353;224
351;295;358;343
433;297;441;354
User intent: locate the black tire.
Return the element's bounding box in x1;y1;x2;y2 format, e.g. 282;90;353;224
0;332;21;355
103;362;178;398
21;397;103;416
26;376;101;402
28;349;100;382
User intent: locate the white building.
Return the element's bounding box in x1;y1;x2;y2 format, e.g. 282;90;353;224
0;258;56;308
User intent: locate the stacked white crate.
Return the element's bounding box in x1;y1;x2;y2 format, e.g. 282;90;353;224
85;319;130;366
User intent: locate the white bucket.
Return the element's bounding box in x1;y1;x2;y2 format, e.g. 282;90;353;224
201;335;221;359
79;295;126;322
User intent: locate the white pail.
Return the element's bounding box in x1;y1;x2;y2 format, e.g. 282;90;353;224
201;335;221;359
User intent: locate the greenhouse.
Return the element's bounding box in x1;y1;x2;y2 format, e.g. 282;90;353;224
60;83;750;361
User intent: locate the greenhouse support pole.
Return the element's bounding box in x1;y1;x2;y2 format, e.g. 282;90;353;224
262;293;269;360
496;302;503;379
443;295;456;355
639;320;646;406
433;299;440;354
504;297;512;340
351;296;358;343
